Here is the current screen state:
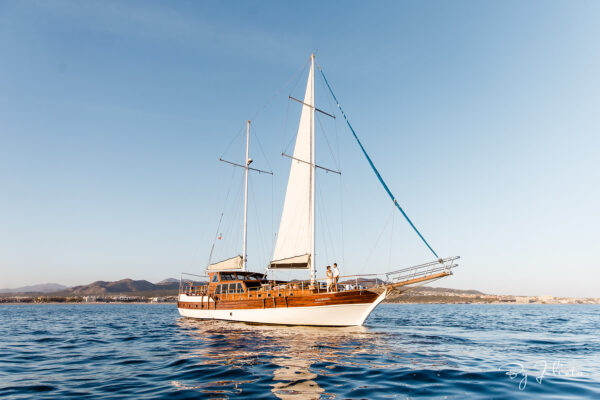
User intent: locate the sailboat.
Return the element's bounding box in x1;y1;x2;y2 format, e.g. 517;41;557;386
178;54;459;326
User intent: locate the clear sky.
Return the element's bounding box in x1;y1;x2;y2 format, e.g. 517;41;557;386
1;1;599;297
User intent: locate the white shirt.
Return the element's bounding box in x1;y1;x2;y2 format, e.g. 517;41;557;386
333;267;340;278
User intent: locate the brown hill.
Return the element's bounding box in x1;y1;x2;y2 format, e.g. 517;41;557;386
410;287;484;295
385;286;487;303
68;279;176;295
155;280;179;291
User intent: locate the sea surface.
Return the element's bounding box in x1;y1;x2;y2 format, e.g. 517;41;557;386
0;304;598;399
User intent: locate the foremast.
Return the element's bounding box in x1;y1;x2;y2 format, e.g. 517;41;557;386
212;121;271;272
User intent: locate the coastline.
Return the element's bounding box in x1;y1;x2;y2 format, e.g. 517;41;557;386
2;299;598;305
2;286;597;305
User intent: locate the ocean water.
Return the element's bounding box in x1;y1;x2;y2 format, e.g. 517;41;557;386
0;304;598;399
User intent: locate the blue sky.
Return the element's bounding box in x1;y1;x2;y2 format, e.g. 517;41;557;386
1;1;598;297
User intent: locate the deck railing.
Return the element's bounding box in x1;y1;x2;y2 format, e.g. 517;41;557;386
178;256;460;300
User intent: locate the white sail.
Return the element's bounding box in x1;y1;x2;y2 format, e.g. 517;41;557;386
270;63;315;270
207;255;243;271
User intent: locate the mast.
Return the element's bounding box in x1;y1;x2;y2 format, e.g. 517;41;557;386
216;121;270;272
270;54;333;272
309;54;316;285
242;120;250;271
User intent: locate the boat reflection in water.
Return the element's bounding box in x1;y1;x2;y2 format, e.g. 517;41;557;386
174;317;389;399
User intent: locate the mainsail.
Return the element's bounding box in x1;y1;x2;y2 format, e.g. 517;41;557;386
270;59;315;270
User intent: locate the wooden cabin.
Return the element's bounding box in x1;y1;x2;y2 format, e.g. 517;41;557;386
183;270;347;302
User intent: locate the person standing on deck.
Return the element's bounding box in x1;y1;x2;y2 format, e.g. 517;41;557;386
332;263;340;292
326;266;333;292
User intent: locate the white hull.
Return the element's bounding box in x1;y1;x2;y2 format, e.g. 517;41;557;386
177;291;387;327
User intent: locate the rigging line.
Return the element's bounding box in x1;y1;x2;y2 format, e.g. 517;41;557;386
317;68;342;165
207;212;224;266
317;178;339;263
273;140;293;247
249;124;274;173
219;123;246;159
207;166;238;266
282;59;311;153
316;67;342;166
250;57;310;123
249;176;269;269
223;58;309;163
316;112;340;169
249;180;262;268
325;194;339;264
339;173;346;269
316;184;330;266
326;78;344;267
360;207;395;274
220;168;245;259
270;172;275;258
219;63;307;160
316;181;333;265
318;65;440;260
281;97;295;154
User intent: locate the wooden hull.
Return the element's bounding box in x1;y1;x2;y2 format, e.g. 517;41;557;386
177;289;387;326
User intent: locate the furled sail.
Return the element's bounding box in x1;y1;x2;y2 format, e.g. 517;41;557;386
207;255;243;271
270;254;311;270
270;66;314;270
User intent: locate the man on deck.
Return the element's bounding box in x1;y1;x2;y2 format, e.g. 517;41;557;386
332;263;340;292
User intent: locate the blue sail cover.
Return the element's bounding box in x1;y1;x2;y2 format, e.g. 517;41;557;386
319;69;440;260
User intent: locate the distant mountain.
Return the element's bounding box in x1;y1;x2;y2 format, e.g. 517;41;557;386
385;286;487;303
0;283;69;294
155;279;179;290
0;278;484;299
0;278;183;297
411;286;484;295
69;279;158;295
157;278;179;284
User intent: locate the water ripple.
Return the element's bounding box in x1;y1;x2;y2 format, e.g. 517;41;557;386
0;304;599;399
